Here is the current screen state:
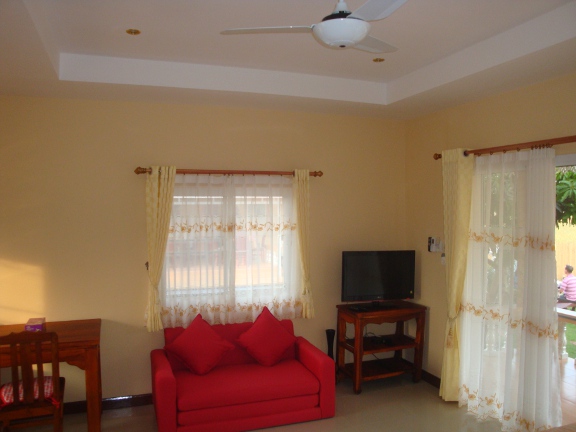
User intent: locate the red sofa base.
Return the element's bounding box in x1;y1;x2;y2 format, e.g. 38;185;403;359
151;320;335;432
178;392;319;426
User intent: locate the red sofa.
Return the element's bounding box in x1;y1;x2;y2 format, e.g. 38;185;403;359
150;312;335;432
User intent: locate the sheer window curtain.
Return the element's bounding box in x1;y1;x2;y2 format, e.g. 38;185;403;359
145;166;176;332
459;148;561;430
159;173;307;327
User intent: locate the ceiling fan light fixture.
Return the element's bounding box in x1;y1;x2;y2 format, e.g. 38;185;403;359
312;18;370;48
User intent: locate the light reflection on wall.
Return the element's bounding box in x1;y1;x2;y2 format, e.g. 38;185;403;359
0;259;45;325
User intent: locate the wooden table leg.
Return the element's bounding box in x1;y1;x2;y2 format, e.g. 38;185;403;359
85;346;102;432
412;311;425;382
336;313;346;381
353;322;364;394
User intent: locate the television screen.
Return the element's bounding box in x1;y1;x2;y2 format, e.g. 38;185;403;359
341;251;415;302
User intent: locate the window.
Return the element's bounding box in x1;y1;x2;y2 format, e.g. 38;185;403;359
159;174;303;326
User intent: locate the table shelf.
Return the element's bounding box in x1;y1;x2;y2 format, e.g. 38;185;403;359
340;358;415;381
344;334;417;354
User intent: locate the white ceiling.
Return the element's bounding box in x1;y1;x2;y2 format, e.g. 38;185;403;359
1;0;576;118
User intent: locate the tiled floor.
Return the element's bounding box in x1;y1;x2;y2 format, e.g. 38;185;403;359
21;360;576;431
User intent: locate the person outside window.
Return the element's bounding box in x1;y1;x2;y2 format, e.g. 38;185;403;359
558;264;576;301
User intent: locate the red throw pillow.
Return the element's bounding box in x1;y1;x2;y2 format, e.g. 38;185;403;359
164;314;234;375
238;307;296;366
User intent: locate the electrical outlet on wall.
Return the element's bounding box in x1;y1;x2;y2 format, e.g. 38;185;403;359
428;237;444;252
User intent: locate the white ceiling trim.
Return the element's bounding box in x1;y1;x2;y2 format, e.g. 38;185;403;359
59;54;389;105
387;1;576;104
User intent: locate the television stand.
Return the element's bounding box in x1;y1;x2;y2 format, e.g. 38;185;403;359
336;300;426;394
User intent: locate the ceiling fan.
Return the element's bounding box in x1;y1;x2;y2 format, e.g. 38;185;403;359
221;0;407;53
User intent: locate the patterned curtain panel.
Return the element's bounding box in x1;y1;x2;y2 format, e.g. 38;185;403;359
145;166;176;332
439;149;474;401
459;148;562;430
159;173;303;326
294;169;314;318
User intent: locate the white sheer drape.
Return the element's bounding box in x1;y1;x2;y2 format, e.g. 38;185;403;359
459;148;561;431
159;174;303;326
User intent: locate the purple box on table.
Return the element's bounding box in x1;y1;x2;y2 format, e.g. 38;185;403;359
25;317;46;332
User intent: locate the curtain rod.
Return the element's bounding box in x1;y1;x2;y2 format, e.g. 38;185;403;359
432;135;576;160
134;167;323;177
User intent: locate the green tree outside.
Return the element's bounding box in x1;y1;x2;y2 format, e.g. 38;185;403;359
557;167;576;359
556;168;576;226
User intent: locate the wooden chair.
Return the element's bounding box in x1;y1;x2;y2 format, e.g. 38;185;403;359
0;331;65;432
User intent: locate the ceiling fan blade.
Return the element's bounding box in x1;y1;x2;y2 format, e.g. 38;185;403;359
353;35;398;53
221;26;312;35
349;0;407;22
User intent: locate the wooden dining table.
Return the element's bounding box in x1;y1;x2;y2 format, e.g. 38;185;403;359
0;319;102;432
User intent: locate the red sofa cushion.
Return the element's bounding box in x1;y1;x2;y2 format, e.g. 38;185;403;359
237;307;297;366
175;360;320;412
164;314;234;375
163;318;296;372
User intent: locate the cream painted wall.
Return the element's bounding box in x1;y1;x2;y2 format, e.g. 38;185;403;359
405;71;576;377
2;70;575;402
0;96;407;401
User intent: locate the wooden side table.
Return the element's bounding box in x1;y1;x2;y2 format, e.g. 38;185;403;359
336;301;426;394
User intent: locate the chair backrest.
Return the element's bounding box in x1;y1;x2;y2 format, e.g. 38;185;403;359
0;331;60;406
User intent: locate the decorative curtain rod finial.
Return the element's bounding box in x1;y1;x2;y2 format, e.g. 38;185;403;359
134;167;150;175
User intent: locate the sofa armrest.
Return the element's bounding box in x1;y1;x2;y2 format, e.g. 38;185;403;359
295;337;335;418
151;349;177;432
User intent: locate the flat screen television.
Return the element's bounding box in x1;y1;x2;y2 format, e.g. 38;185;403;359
341;250;415;302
